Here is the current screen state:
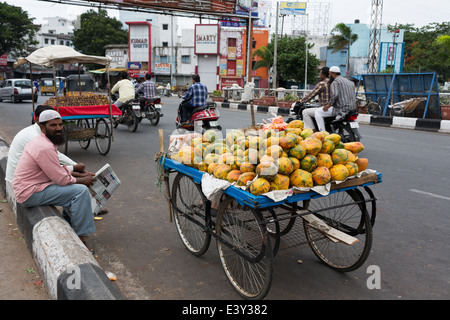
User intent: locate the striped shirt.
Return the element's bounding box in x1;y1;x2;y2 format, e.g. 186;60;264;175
300;78;330;105
135;80;156;99
183;82;208;107
329;76;356;116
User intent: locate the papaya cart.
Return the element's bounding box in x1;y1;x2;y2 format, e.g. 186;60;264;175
14;45;121;155
157;129;382;300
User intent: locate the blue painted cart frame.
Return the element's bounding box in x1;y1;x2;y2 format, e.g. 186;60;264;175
159;156;382;300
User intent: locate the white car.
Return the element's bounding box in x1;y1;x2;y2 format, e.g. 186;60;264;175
0;79;38;103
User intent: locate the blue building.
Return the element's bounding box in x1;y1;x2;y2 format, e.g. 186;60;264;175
320;20;404;75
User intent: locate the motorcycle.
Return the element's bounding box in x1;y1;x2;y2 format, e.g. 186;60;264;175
287;102;361;142
135;95;163;126
112;94;140;132
176;99;222;132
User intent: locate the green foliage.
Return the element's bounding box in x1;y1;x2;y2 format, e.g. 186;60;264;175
328;23;358;76
212;90;222;97
395;22;450;82
0;2;39;56
252;35;320;85
71;9;128;57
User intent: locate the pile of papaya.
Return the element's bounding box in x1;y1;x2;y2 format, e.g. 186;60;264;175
169;119;369;196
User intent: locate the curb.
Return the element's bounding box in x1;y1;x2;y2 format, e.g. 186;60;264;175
215;101;450;133
0;138;123;300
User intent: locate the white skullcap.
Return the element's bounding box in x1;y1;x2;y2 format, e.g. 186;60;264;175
39;110;61;122
329;66;341;73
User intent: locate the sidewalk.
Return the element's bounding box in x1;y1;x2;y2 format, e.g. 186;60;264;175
0;194;49;300
214;101;450;133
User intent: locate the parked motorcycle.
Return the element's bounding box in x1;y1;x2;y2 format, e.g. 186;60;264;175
176;99;222;132
112;94;140;132
287;102;361;142
135;95;163;126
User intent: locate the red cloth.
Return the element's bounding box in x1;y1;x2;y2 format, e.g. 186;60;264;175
54;104;122;117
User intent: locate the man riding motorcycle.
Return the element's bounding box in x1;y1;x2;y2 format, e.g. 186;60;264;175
135;72;156;109
110;71;135;112
180;74;208;125
295;66;331;131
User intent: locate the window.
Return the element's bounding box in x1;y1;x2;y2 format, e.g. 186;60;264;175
162;24;168;30
182;55;190;63
60;40;64;45
162;42;168;47
51;39;55;45
160;56;168;63
44;38;49;44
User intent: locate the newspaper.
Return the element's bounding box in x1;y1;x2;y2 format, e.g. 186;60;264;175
89;163;121;215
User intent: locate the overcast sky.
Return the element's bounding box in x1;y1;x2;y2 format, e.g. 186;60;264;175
4;0;450;28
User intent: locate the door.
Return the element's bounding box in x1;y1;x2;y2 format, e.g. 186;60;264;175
197;55;217;93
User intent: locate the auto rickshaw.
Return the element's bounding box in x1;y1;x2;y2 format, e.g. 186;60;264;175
40;78;56;95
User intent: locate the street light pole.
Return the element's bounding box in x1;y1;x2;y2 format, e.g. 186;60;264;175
273;2;279;90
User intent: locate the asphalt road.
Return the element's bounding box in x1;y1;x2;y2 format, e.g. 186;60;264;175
0;94;449;301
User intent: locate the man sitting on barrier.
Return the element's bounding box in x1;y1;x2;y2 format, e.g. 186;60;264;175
5;105;107;216
12;110;96;249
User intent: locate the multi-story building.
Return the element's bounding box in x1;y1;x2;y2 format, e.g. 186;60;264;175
319;20;404;75
36;16;75;48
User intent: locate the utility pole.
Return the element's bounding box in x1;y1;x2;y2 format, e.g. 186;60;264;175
367;0;383;74
272;2;279;90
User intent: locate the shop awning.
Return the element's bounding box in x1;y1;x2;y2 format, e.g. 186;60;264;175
89;68;128;74
14;45;112;68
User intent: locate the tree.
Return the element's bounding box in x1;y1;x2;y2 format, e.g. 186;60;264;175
0;2;39;56
252;35;320;86
396;22;450;82
328;23;358;77
71;9;128;57
252;46;272;71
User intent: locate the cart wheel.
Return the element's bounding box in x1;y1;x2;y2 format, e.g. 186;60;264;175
216;196;273;300
263;203;298;257
95;118;111;155
148;105;160;126
303;189;372;272
171;173;211;256
76;119;91;149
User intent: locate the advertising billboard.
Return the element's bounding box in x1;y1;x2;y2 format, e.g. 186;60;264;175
195;24;220;55
280;2;307;15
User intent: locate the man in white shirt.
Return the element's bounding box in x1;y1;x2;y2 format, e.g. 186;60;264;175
5;105;106;215
5;105;82;185
110;71;135;110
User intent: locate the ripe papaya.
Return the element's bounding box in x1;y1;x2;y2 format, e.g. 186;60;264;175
249;178;271;195
355;158;369;172
236;172;256;187
329;164;349;181
270;174;290;191
300;154;318;172
344;142;365;154
276;157;294;176
311;166;331;185
289;169;313;188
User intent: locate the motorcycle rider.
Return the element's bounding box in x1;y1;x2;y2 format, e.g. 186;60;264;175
135;72;156;110
319;66;356;132
295;67;331;131
110;71;135;112
180;74;208;125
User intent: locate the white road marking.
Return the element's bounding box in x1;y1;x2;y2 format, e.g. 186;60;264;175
409;189;450;201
